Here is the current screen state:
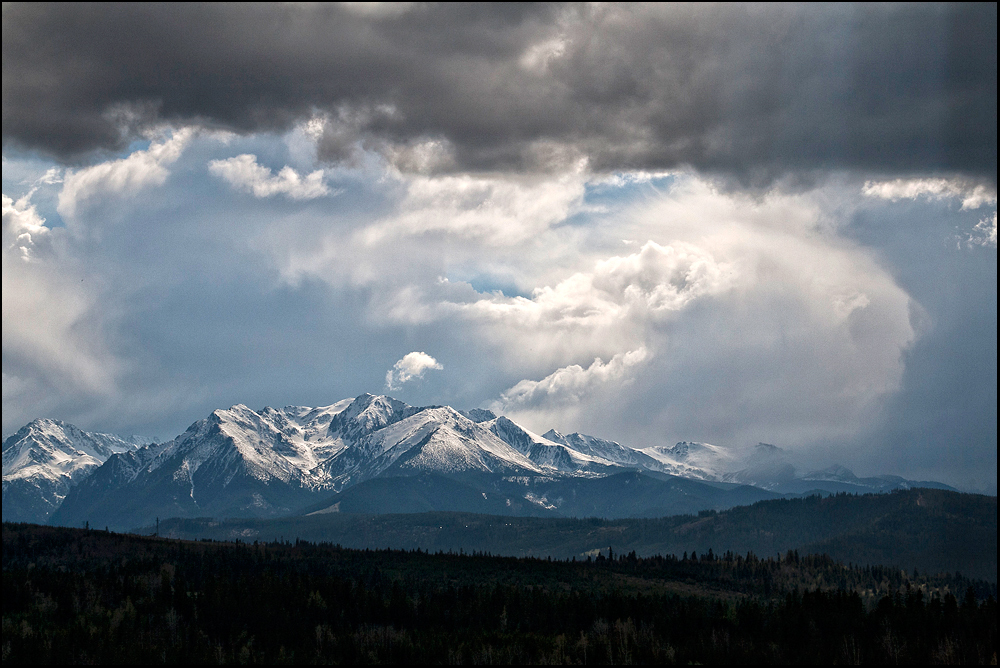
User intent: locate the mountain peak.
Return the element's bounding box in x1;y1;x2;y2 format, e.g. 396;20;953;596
460;408;497;423
754;442;783;455
804;464;859;482
542;429;565;443
2;419;147;523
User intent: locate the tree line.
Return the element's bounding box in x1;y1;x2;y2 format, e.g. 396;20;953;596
3;523;996;664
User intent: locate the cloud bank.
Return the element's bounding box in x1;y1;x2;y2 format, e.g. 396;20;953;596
4;4;995;182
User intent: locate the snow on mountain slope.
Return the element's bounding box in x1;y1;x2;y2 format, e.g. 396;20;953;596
53;396;558;526
275;399;354;461
13;394;702;527
2;419;147;482
323;406;543;488
542;429;671;474
485;416;618;474
2;419;149;522
150;399;365;495
50;402;359;529
637;441;739;481
326;394;418;444
15;393;961;530
459;408;498;423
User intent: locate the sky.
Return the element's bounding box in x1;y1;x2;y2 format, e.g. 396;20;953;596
3;3;996;492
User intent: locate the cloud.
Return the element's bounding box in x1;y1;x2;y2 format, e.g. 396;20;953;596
362;168;587;245
338;3;418;19
57;129;193;219
862;177;997;210
2;132;411;435
2;194;119;420
0;129;991;489
36;167;63;186
862;177;998;252
385;352;443;391
432;177;915;445
520;35;567;73
492;348;652;437
431;239;735;367
4;4;995;181
3;193;51;261
208;154;331;199
969;211;997;248
7;167;66;214
258;168;914;447
498;347;650;409
399;177;898;373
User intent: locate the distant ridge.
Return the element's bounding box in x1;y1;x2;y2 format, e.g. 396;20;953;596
154;487;998;583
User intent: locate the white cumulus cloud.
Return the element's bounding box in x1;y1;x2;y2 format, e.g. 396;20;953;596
58;129;194;220
429;239;734;368
208;154;330;199
362;170;587;245
862;177;996;210
385;351;443;390
3;194;51;262
498;347;651;409
969;211;998;248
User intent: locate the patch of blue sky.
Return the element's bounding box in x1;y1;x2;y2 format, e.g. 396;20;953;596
2;152;59;195
583;171;678;205
465;275;532;299
123;138;152;156
849;192;995;254
24;189;65;229
556;171;678;230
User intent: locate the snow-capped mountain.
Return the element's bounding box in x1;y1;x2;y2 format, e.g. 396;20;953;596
637;441;740;480
15;393;957;530
484;416;622;475
321;405;543;488
53;393;681;529
542;429;657;469
52;401;358;529
2;419;150;522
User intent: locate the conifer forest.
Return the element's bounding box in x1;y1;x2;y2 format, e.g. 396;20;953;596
3;522;996;664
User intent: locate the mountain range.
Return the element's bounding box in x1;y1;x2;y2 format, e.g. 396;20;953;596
2;393;955;530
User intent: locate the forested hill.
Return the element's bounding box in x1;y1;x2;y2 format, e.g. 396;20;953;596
149;487;997;582
3;522;996;664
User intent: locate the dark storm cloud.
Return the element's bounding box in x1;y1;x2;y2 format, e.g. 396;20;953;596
3;3;996;180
